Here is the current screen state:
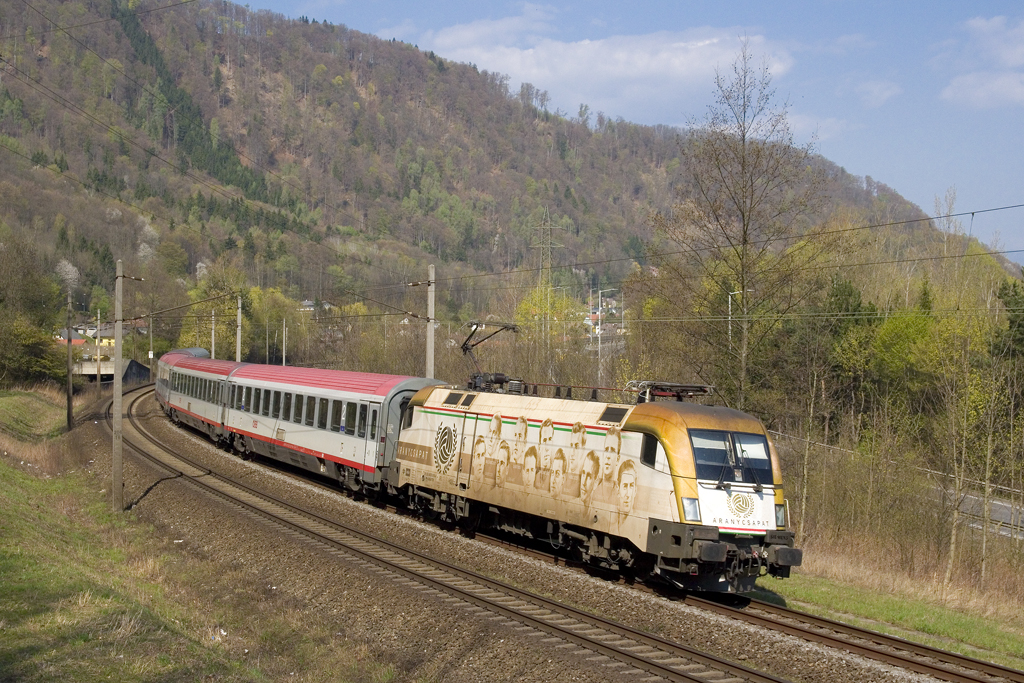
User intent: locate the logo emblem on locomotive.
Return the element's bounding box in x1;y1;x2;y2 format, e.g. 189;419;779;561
434;425;458;474
726;492;755;519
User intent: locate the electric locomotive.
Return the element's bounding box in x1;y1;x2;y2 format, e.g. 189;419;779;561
155;350;801;592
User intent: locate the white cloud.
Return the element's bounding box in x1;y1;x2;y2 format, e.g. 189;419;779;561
942;16;1024;108
964;16;1024;68
942;71;1024;107
856;80;902;108
416;9;793;124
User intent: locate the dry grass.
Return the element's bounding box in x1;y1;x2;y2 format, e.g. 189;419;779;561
800;535;1024;625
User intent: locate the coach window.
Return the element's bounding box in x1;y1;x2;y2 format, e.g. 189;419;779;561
282;393;292;421
262;390;271;417
244;386;252;412
369;408;378;441
331;400;343;432
235;386;244;410
272;391;281;419
357;404;368;438
318;398;329;430
293;394;304;423
305;396;316;427
345;402;357;435
253;388;262;415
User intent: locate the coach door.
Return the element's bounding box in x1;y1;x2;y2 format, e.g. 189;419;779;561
360;403;382;469
218;380;228;427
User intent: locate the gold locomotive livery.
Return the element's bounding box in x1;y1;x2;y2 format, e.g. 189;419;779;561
393;382;800;592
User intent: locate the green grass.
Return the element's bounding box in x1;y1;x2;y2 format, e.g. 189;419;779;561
0;461;251;681
0;389;70;440
754;573;1024;670
0;398;404;682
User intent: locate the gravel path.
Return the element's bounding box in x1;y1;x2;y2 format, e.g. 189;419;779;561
82;393;931;683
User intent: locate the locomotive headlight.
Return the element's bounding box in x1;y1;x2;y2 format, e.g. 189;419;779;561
682;497;701;523
775;504;787;528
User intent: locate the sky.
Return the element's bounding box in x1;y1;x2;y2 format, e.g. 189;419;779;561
244;0;1024;255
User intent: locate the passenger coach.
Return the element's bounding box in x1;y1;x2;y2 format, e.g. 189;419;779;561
156;348;442;488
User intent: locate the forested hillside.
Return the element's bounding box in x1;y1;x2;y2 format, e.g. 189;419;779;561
2;0;1023;606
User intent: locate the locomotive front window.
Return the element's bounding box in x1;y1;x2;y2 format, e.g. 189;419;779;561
690;430;775;485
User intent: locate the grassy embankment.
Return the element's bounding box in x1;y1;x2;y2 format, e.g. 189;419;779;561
0;386;399;682
1;386;1022;677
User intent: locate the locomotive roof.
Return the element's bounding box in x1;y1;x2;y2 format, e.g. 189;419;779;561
626;400;766;435
230;363;417;397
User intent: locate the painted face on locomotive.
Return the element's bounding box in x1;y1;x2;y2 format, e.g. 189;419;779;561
601;426;621;481
523;447;538;488
550;451;567;497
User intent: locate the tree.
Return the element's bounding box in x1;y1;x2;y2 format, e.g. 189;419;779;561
645;42;828;410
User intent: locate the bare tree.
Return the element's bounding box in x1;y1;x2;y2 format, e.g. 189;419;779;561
645;42;828;409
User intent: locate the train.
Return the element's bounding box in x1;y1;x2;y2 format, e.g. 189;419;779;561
155;348;802;592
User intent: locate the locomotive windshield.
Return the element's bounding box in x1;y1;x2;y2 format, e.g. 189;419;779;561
689;430;775;486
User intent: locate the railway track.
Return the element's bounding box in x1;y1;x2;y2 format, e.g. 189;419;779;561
113;386;792;683
684;595;1024;683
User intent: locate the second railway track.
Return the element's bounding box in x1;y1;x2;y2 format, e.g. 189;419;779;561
684;596;1024;683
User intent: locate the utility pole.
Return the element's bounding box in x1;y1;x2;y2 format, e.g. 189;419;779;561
426;264;435;378
112;260;123;512
597;288;616;387
148;314;153;374
211;309;216;359
111;262;143;512
95;309;101;389
282;319;286;366
66;290;73;431
235;295;241;362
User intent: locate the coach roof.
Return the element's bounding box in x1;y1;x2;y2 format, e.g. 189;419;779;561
167;356;242;377
230;364;416;397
